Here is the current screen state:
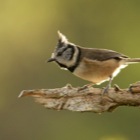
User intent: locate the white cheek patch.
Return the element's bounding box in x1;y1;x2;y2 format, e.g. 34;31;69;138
66;46;79;67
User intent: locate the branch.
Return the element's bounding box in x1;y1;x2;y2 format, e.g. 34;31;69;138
18;81;140;113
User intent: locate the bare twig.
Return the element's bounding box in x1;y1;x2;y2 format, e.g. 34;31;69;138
18;82;140;113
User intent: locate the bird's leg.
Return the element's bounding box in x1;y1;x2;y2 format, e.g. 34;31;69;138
102;76;113;94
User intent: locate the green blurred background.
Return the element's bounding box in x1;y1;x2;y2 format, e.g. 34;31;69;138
1;0;140;140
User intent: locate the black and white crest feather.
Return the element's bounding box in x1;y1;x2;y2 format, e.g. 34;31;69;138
57;31;68;45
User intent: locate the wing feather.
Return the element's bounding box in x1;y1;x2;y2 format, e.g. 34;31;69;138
79;47;129;61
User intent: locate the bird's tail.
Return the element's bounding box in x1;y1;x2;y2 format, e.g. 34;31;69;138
125;58;140;64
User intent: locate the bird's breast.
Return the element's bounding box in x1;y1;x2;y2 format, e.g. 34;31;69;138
73;58;125;84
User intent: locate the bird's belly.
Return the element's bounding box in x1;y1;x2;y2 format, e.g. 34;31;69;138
73;58;125;84
73;67;110;84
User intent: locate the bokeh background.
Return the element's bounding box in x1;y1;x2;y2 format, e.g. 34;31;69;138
1;0;140;140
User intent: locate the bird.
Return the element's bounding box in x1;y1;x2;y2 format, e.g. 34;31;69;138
47;31;140;93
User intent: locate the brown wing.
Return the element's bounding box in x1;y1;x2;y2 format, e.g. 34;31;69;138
79;47;129;61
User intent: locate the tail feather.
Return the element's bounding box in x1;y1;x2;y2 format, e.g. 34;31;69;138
125;58;140;64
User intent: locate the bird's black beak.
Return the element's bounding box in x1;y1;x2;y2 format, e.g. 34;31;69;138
47;58;56;62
